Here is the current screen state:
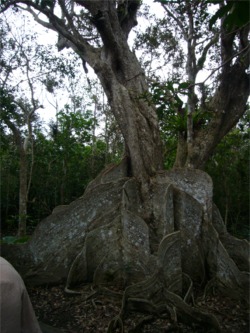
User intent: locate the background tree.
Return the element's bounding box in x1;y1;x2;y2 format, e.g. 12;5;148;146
0;88;41;237
205;112;250;238
0;11;96;234
0;91;20;233
0;49;120;235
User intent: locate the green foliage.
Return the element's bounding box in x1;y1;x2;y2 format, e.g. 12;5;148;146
157;0;250;32
0;87;24;130
56;109;93;143
143;80;186;134
1;235;30;244
28;108;103;216
1;101;108;233
0;87;16;114
206;115;249;239
0;90;20;231
143;80;211;137
207;0;250;31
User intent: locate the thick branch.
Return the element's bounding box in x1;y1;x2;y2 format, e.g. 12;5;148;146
187;61;249;169
197;33;219;71
117;0;140;38
220;17;237;70
4;118;22;150
76;0;140;39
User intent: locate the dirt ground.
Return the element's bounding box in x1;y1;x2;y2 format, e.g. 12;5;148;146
28;283;249;333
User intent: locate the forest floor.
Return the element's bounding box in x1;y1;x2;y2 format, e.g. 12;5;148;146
28;283;249;333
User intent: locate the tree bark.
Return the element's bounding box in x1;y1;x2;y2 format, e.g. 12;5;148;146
175;52;249;170
174;133;187;168
18;146;28;237
4;119;28;237
86;7;164;180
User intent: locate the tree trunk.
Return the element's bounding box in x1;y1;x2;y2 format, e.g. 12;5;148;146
18;0;164;182
4;118;29;237
91;40;164;181
174;133;187;168
18;147;28;238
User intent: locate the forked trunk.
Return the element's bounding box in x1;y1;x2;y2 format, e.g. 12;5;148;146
174;21;249;169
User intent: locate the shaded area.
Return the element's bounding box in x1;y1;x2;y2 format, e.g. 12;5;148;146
29;284;249;333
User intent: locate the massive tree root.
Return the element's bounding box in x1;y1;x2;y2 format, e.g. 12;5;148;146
107;233;221;332
1;163;249;331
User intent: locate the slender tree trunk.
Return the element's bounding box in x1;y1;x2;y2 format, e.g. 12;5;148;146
185;3;198;168
174;133;187;168
4;168;11;227
4;120;28;237
18;147;28;237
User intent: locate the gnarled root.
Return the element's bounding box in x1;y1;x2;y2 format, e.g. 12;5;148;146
163;289;221;332
107;270;221;332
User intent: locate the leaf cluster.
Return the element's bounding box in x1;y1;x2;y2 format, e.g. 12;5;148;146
206;113;249;238
207;0;250;31
143;80;212;135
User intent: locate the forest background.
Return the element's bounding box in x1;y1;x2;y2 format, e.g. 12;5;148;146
0;0;249;241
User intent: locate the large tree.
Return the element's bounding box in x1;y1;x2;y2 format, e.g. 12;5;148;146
1;1;249;331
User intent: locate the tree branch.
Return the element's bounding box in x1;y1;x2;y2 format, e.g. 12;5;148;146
23;6;55;31
197;33;219;71
4;117;22;150
162;4;188;40
195;44;250;87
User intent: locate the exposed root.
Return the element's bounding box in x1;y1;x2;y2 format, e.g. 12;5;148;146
163;289;222;332
64;287;83;295
107;272;222;332
182;272;194;304
107;314;124;333
65;285;124;303
106;228;223;332
127;315;154;333
199;277;218;301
